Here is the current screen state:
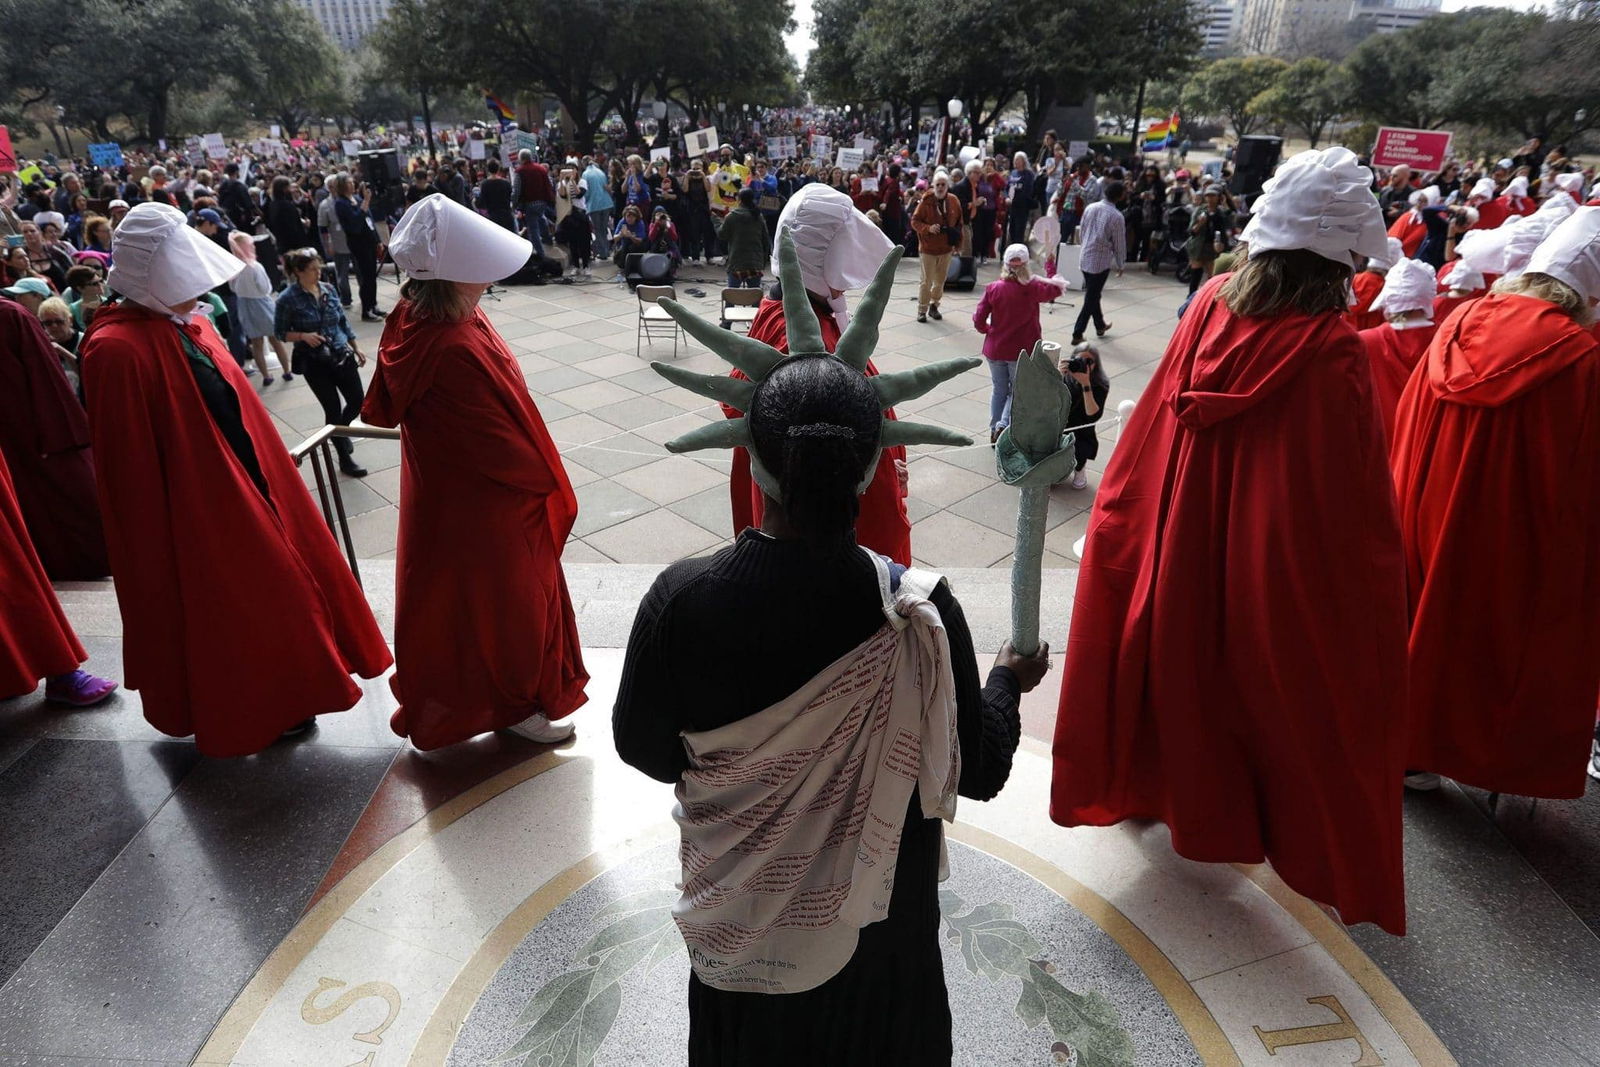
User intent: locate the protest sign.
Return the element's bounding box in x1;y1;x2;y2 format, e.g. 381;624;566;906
1068;140;1089;160
684;126;719;159
88;142;124;168
650;145;672;163
202;132;226;160
466;138;486;160
958;145;980;166
0;126;15;172
768;135;796;160
915;130;937;162
269;124;281;138
836;147;866;171
811;134;832;162
341;139;363;159
854;135;876;154
860;177;879;193
1372;127;1454;173
184;137;205;167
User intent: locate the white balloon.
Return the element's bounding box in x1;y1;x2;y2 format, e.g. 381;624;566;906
1117;399;1137;420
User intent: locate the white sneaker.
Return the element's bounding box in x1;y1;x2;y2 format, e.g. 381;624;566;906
1403;771;1442;791
507;712;575;744
1069;470;1089;490
580;267;590;277
1587;736;1600;781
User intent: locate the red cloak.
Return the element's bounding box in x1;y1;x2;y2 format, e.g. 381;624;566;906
0;449;85;698
1350;270;1386;331
1390;294;1600;799
361;303;588;749
1052;275;1409;934
1470;199;1510;230
1359;322;1436;444
79;303;392;757
722;296;912;565
1432;290;1483;328
0;299;108;579
1387;212;1427;258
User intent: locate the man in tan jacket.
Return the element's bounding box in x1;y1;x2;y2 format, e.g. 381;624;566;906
911;170;962;322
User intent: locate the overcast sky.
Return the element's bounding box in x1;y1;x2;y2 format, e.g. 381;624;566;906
783;0;1552;68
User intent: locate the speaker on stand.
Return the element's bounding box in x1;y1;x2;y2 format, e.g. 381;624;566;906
1228;135;1283;206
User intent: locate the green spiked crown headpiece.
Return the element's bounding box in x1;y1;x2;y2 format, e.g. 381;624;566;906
650;232;980;495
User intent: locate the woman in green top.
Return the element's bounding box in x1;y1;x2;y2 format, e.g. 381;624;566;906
714;188;772;289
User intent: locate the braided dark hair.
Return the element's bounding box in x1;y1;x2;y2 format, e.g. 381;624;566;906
749;355;882;549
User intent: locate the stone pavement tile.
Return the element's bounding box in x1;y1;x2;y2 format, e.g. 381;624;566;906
538;309;601;330
572;481;654;538
563;538;614;564
905;511;1014;569
544;340;616;366
920;442;998;477
917;395;992;439
329;476;391;518
610;366;677;395
995;548;1077;570
354;436;402;473
907;456;996;508
583;508;723;565
512;328;581;353
529;395;577;424
512;352;560;378
907;496;938;523
579;351;659;380
364;463;403;506
1042;508;1094;559
546;411;622;447
590;394;686;433
563;435;662;478
526;364;598;395
946;480;1084;537
494;316;554;341
612;456;727;505
562;459;601;488
666;484;734;539
633;409;716;446
566;318;638;343
345;505;399;557
550;378;641;411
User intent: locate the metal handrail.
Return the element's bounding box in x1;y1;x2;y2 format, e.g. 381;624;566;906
289;424;402;589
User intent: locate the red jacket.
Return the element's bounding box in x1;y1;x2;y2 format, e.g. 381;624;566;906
1391;294;1600;798
973;276;1061;361
516;160;555;205
362;303;587;748
1359;321;1436;444
0;449;85;696
1053;276;1409;934
80;303;391;756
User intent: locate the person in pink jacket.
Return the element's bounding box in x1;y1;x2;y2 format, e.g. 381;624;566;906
973;243;1070;443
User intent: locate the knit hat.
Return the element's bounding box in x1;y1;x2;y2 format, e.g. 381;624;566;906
1241;147;1388;267
1369;258;1438;318
108;201;242;311
388;192;531;283
1526;205;1600;302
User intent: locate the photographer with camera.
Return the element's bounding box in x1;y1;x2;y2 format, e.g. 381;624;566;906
331;174;387;322
274;247;370;477
910;169;962;323
1059;342;1110;490
1416;201;1479;269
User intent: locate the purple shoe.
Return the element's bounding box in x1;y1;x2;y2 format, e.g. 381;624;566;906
44;670;119;707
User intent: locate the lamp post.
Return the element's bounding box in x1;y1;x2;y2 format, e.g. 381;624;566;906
944;98;962;164
57;105;74;155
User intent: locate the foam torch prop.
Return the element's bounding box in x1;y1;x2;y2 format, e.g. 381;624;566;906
995;341;1077;658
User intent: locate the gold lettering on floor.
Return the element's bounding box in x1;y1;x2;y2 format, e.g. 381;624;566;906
1253;995;1384;1066
301;976;403;1059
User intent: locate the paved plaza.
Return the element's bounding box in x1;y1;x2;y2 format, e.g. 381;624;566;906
258;257;1188;570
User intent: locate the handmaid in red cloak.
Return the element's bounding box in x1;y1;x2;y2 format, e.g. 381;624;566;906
0;298;109;579
719;185;912;565
1052;147;1410;935
1358;258;1440;443
1386;186;1436;258
1391;206;1600;800
1349;237;1402;332
79;203;391;758
0;448;117;706
362;194;588;749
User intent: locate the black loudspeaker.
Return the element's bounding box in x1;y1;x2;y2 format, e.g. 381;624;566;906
945;255;977;292
1229;136;1282;198
358;149;402;194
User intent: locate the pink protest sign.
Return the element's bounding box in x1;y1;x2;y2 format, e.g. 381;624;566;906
1372;127;1453;173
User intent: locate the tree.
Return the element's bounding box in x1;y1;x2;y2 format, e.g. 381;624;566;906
343;46;413;133
1249;57;1353;147
241;0;343;139
1182;56;1288;139
1087;0;1206;146
369;0;472;159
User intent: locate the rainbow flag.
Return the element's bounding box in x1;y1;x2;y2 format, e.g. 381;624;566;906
1144;112;1180;152
484;93;515;128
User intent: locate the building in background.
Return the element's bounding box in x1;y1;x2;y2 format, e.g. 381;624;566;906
299;0;391;49
1200;0;1237;53
1233;0;1438;52
1348;0;1441;35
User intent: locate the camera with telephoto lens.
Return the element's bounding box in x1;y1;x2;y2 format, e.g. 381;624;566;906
1066;355;1090;374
